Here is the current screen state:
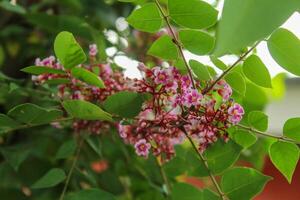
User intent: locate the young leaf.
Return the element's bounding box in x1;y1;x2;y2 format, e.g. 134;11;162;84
54;31;86;69
147;35;179;60
63;100;112;121
225;72;246;96
55;139;77;159
21;66;66;75
243;55;272;88
127;3;162;33
210;56;227;70
283;118;300;142
248;111;268;132
103;91;144;118
268;28;300;76
168;0;218;29
214;0;299;56
71;67;105;88
189;60;211;81
179;30;215;55
32;168;66;189
65;188;116;200
232;130;257;149
7;103;63;125
269;141;300;183
221;167;271;200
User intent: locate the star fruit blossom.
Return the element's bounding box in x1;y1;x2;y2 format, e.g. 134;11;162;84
32;44;244;162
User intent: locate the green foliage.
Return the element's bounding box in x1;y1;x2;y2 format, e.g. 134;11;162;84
54;31;87;69
0;114;21;134
231;130;257;149
283;118;300;142
248;111;268;132
0;1;26;14
62;100;112;121
243;55;272;88
55;139;77;160
65;188;116;200
269;141;300;183
71;67;105;88
179;30;215;55
103;91;145;118
189;60;211;81
210;56;227;70
187;140;242;177
32;168;66;189
127;3;162;33
168;0;218;29
225;72;246;96
171;183;219;200
21;66;66;75
7;103;63;125
1;147;30;171
214;0;299;55
221;167;271;200
148;35;179;60
268;28;300;76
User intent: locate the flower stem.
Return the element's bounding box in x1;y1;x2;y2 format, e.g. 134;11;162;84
180;127;228;200
155;157;172;198
154;0;196;89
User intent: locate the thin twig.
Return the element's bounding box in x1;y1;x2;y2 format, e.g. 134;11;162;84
180;127;228;200
202;42;259;95
155;157;172;198
154;0;196;89
59;134;85;200
236;124;300;144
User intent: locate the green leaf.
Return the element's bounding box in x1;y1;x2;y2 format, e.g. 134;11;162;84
221;167;271;200
32;168;66;189
268;28;300;76
267;73;286;100
243;55;272;88
168;0;218;29
21;66;66;75
0;1;26;14
1;148;30;171
7;103;63;125
243;82;268;110
187;140;242;177
103;91;144;118
214;0;299;56
283;118;300;142
172;183;220;200
210;56;227;70
225;72;246;96
231;130;257;149
55;139;77;159
0;114;20;134
63;100;112;121
248;111;268;132
54;31;86;69
189;60;211;81
269;141;300;183
71;67;105;88
127;3;162;33
65;188;116;200
179;30;215;55
147;35;179;60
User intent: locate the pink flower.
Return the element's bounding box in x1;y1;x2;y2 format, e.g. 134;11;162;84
181;75;192;89
228;103;244;124
183;89;203;107
154;69;170;85
89;44;98;57
218;83;232;101
118;123;131;139
134;139;151;157
170;94;182;108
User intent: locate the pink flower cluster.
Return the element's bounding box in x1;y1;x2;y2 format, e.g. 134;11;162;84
31;44;244;162
118;64;244;161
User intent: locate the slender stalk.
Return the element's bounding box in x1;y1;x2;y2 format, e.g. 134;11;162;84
155;157;172;197
154;0;196;89
236;124;300;144
180;127;228;200
59;135;85;200
2;117;73;134
202;42;259;95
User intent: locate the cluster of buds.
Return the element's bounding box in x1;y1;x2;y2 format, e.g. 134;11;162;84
118;64;244;161
32;44;244;162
